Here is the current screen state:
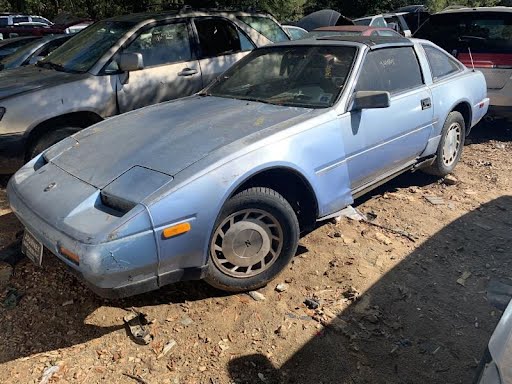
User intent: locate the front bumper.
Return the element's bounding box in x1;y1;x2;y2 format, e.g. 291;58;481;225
0;132;26;174
7;178;163;299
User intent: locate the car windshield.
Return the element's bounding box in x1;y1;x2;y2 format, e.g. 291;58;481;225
354;19;371;26
306;30;363;38
38;20;136;73
415;12;512;53
206;45;357;108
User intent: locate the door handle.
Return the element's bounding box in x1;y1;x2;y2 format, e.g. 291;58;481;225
421;98;432;110
178;68;198;76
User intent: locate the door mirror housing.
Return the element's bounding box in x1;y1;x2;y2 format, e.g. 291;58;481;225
117;52;144;72
350;91;391;111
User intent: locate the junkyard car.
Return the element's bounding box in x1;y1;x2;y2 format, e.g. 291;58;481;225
0;34;70;70
0;10;281;173
8;36;489;298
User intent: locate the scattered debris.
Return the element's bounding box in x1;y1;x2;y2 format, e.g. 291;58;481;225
248;291;266;301
258;372;266;382
425;196;446;205
275;283;289;293
443;174;458;185
123;309;153;345
304;298;320;310
365;219;418;242
339;206;367;221
39;364;62;384
61;300;74;307
122;372;148;384
343;286;361;302
157;339;177;359
2;286;23;309
456;271;472;287
375;232;393;245
180;316;194;326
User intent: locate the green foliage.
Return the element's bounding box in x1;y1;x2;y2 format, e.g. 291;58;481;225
0;0;505;21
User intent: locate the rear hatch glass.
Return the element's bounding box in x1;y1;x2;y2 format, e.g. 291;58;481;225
415;11;512;89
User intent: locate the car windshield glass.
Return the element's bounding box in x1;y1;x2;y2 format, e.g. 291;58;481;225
0;38;41;68
237;15;289;42
39;20;135;73
206;45;356;108
415;12;512;53
354;19;371;26
306;30;363;38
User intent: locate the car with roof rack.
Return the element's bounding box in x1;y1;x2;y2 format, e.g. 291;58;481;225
0;9;281;174
8;35;488;298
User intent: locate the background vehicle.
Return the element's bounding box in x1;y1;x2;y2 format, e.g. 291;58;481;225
0;35;70;70
414;7;512;120
0;10;279;174
305;26;401;39
383;13;412;36
0;13;52;27
8;36;488;298
354;15;388;27
0;35;39;59
296;9;354;31
283;25;308;40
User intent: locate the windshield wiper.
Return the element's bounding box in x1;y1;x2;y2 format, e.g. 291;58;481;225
36;61;84;73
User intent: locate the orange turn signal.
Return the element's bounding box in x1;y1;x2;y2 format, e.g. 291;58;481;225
59;246;80;265
163;222;191;239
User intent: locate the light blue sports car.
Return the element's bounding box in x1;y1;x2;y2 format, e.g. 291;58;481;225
8;36;489;298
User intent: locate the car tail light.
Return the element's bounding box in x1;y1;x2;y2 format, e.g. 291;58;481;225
458;53;512;69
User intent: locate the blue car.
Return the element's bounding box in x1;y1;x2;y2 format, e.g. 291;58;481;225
8;36;489;298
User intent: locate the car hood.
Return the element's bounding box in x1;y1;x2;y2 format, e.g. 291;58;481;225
47;96;315;189
0;65;86;100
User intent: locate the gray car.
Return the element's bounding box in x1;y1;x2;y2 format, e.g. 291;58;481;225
0;10;283;173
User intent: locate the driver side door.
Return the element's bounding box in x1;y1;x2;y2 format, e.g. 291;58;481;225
116;21;203;113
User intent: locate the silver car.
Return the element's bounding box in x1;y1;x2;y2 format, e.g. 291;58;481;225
0;10;284;173
8;36;488;298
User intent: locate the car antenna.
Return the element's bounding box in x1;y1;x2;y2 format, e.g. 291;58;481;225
468;46;475;72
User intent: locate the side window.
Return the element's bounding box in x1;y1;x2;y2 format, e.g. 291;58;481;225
237;16;289;42
423;45;461;81
0;18;8;26
356;47;423;94
195;19;244;58
36;38;67;58
125;22;192;68
373;17;388;28
13;16;29;24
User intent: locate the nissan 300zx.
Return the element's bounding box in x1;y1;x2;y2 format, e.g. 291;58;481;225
8;36;489;298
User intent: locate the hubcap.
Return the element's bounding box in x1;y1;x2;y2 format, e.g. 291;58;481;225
442;122;462;166
210;209;283;278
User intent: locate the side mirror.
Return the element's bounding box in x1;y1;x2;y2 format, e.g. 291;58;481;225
29;56;44;65
350;91;390;111
117;52;144;72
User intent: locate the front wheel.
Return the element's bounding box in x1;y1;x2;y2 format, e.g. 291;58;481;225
423;111;466;176
205;187;299;292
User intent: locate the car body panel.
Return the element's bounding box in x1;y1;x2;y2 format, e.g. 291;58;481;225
8;37;489;298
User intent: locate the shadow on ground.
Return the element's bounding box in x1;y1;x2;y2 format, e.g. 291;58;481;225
227;196;512;383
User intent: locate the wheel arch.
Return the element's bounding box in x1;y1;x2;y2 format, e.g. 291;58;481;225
24;111;103;160
227;166;320;233
450;100;472;136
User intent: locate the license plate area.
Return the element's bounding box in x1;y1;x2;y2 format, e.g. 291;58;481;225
21;230;43;266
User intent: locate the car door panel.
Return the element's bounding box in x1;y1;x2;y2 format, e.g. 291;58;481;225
116;21;203;114
342;47;434;189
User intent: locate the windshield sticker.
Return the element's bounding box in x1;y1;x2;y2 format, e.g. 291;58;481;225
319;94;333;103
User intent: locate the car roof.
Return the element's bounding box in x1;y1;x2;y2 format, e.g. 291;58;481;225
272;35;412;49
437;6;512;14
105;9;275;23
314;25;384;32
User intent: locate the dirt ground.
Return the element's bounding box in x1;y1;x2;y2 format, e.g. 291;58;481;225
0;121;510;384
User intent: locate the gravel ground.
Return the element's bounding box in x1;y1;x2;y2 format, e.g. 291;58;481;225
0;121;510;384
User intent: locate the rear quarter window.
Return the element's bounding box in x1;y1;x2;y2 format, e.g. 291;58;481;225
422;45;462;81
356;47;424;94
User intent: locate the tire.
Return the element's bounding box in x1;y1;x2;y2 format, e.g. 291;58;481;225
27;127;81;160
423;111;466;176
205;187;300;292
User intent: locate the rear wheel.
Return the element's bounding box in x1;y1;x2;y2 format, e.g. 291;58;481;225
424;111;465;176
27;127;81;160
205;187;299;292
